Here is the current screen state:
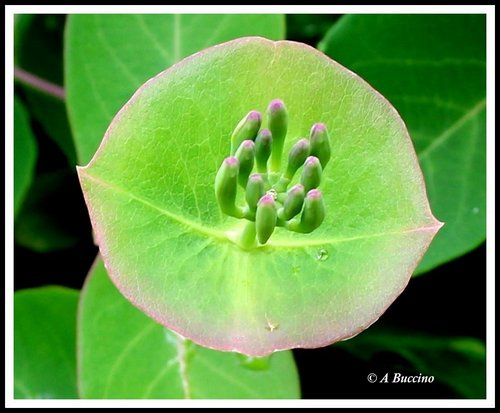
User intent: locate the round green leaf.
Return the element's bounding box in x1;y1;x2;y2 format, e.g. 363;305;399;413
319;14;486;274
79;259;300;399
78;37;441;355
14;287;78;399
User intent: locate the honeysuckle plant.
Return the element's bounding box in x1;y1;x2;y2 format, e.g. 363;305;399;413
216;100;330;249
77;37;442;356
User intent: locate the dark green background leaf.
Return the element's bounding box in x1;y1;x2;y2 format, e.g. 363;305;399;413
14;286;79;399
14;96;37;218
15;170;80;252
286;14;341;45
336;328;486;398
14;14;76;165
79;259;301;399
320;14;486;274
66;14;286;164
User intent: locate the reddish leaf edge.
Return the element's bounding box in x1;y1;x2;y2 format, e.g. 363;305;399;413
76;37;443;356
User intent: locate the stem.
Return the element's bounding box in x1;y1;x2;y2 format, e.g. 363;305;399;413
267;172;281;186
14;66;65;101
236;221;257;250
174;334;191;399
273;175;290;193
269;148;283;172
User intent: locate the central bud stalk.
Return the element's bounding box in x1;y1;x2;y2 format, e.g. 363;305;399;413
215;99;331;249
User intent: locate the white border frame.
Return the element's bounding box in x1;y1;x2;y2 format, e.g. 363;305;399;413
5;5;495;408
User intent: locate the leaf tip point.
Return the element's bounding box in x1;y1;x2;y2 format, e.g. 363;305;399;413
75;165;88;178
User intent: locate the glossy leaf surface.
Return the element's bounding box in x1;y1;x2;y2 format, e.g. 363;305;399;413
78;37;441;355
14;287;79;399
79;259;300;399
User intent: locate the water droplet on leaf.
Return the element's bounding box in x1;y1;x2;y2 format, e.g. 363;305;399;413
316;248;329;261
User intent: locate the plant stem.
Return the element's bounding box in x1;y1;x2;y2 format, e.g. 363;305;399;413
236;221;257;250
273;175;290;193
14;66;65;101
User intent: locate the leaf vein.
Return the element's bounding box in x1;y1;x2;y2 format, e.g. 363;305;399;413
418;99;486;160
103;323;156;397
93;15;142;86
173;14;182;62
80;171;441;248
134;15;172;63
194;353;262;398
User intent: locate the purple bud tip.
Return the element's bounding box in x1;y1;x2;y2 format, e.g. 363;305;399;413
259;128;272;137
307;189;322;199
290;184;305;194
312;123;326;133
242;140;255;149
296;138;309;147
258;194;275;205
305;156;320;166
268;99;285;112
247;111;261;121
248;173;263;183
225;156;239;166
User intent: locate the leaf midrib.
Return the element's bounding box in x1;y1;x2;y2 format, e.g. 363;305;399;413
418;99;486;160
80;168;225;242
80;170;441;249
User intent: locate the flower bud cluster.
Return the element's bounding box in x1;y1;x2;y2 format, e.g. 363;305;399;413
215;99;331;245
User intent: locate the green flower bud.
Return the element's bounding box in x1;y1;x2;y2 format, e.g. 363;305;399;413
286;189;325;233
267;99;288;172
281;184;305;221
285;138;310;180
254;128;272;173
214;157;244;218
230;111;261;155
309;123;331;168
255;194;277;244
245;173;265;217
235;140;255;188
300;156;322;192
